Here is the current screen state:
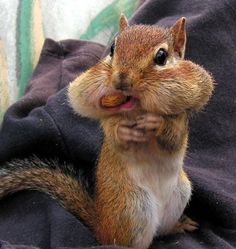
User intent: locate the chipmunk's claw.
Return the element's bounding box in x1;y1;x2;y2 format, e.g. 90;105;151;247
136;113;163;131
171;216;199;234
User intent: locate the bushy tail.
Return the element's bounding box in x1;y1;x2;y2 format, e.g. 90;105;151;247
0;157;95;228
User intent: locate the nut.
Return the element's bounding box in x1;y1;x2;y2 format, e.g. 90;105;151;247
101;94;126;107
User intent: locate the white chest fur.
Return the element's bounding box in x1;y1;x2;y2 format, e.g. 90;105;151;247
124;147;191;248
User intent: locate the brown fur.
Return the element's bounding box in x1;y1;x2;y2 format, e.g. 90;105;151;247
95;143;142;245
0;164;95;229
156;113;189;152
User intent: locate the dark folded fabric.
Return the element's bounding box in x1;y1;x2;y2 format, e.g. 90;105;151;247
0;0;235;248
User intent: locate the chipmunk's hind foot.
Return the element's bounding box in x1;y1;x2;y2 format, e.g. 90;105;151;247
171;215;199;234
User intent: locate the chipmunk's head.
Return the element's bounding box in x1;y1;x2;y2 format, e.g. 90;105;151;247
69;15;214;119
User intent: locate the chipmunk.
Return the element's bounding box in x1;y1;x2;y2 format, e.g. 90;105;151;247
0;15;214;248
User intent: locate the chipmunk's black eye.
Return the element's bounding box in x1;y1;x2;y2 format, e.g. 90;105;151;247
154;48;168;65
110;42;115;57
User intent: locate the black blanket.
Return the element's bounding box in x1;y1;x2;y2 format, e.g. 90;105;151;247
0;0;235;248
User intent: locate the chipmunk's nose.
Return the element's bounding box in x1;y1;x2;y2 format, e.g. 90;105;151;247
114;73;133;91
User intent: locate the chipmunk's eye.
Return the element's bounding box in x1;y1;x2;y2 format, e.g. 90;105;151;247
154;48;168;65
110;42;115;57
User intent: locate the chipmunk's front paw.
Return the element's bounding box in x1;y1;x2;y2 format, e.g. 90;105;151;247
117;120;147;143
171;216;199;234
136;113;163;133
117;114;163;144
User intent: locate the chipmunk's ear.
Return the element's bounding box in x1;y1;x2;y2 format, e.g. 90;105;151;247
119;14;129;32
170;17;186;58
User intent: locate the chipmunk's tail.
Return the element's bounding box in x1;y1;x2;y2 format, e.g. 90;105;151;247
0;157;95;228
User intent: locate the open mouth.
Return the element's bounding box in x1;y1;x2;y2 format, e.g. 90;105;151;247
100;94;136;111
119;96;136;109
117;96;135;109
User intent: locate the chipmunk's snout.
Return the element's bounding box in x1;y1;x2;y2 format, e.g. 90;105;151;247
115;81;132;91
113;73;133;91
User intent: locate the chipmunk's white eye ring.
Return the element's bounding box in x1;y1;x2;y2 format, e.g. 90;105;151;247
110;42;115;57
154;48;168;65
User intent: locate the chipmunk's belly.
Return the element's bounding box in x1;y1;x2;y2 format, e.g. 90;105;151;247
127;149;191;243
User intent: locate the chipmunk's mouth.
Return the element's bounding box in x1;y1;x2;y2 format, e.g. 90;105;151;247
99;95;137;112
118;96;135;108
